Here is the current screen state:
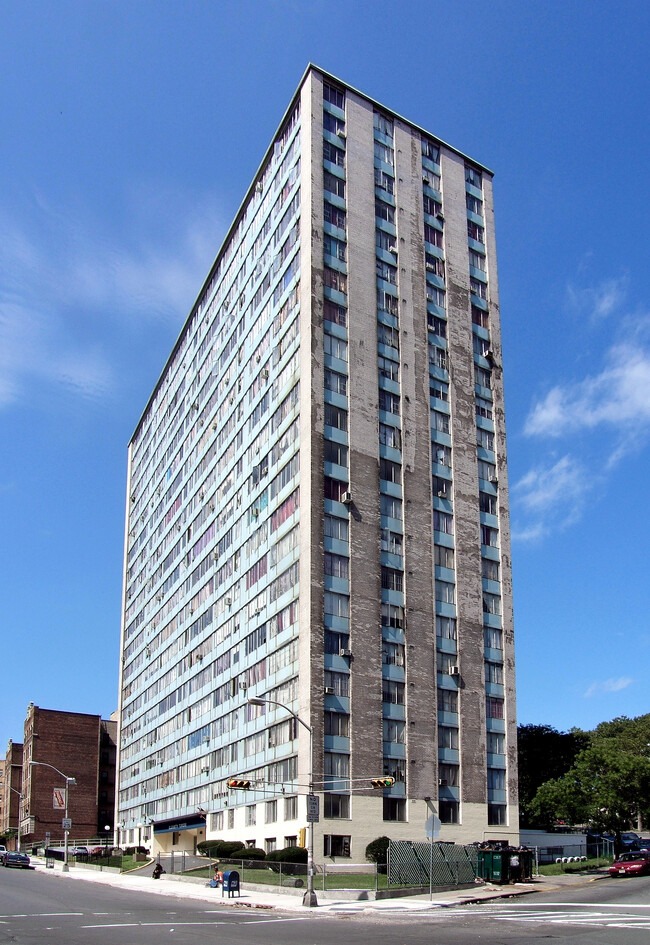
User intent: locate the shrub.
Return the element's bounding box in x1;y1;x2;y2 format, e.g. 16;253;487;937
365;836;390;871
265;846;308;875
238;847;266;861
197;840;223;856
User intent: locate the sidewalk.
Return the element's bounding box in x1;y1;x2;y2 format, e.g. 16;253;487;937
30;858;606;914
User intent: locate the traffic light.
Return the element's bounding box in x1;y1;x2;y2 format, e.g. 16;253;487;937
370;777;395;788
227;778;251;790
298;827;307;848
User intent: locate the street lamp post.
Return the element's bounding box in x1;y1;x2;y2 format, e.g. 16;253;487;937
29;762;77;872
248;696;317;907
9;788;23;852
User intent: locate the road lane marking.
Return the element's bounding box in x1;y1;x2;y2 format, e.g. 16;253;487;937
0;913;84;918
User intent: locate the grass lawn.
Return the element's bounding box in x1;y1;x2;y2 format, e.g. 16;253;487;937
538;857;612;876
183;864;392;890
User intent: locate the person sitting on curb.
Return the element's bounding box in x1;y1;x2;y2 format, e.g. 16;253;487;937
209;868;223;888
152;862;165;879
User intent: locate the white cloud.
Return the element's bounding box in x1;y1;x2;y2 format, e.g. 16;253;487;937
511;455;589;542
583;677;634;698
0;190;224;410
566;273;628;322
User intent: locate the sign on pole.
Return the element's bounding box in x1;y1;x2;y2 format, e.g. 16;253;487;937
306;794;320;823
425;813;441;839
53;789;66;810
62;818;72;831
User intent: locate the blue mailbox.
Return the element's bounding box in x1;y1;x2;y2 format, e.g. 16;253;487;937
221;869;241;897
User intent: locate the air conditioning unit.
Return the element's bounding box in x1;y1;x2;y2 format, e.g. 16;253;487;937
422;176;430;185
436;212;445;222
252;508;259;517
239;682;248;691
426;262;435;271
341;491;352;505
324;686;335;694
437;490;446;498
388;245;398;255
261;370;269;379
225;597;232;606
339;648;353;658
489;475;498;485
336;130;346;139
438;778;448;787
449;665;461;677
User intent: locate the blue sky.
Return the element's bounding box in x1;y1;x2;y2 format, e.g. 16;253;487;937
1;0;649;752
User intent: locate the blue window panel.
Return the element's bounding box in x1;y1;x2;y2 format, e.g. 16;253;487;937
467;209;484;226
323;286;348;311
324;220;346;241
323;128;346;148
373;127;394;148
324;693;350;713
382;625;405;644
468;237;485;254
469;265;488;283
324;353;348;375
475;384;492;400
324;462;348;482
379;409;401;429
323;426;348;446
439;785;460;801
487;753;507;769
438;748;459;764
324;734;350;753
377;342;400;361
422;155;441;175
433;530;454;550
476;415;494;433
323;388;347;409
323;613;349;633
431;430;452;447
378;375;400;396
486;717;506;734
429;364;449;382
487;789;507;803
376;246;398;266
482;578;501;595
434;600;456;619
485;681;504;698
472;295;488;311
323;254;347;275
380;516;403;535
479;511;499;528
466;181;483;200
483;613;502;629
382;742;406;759
323;100;345;121
324;575;349;594
381;588;404;607
436;638;457;657
379;443;402;464
324;497;350;516
437;710;459;727
477;446;495;463
377;308;398;329
376;218;397;237
374;186;395;206
382;702;406;721
473;323;490;342
380;551;403;571
323;159;345;179
434;565;455;583
426;272;445;291
379;479;402;499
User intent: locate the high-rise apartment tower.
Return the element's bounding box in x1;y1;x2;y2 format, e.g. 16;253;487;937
117;66;517;860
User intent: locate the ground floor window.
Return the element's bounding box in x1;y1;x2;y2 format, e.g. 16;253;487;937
488;804;507;825
383;798;406;821
439;800;458;823
324;834;350;857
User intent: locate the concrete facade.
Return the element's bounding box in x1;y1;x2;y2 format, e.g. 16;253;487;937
116;66;518;863
1;741;23;848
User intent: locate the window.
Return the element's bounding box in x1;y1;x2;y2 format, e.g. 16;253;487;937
376;229;397;252
466;193;483;215
211;811;224;831
384;757;406;783
439;800;459;823
284;796;298;821
433;444;451;467
324;793;350;818
430;378;448;401
472;305;489;329
421;138;440;163
383;798;406;821
324;266;347;294
381;602;404;628
379;390;400;414
483;593;502;617
486;697;504;719
323;111;345;136
379;424;401;451
429;346;448;371
324;440;348;467
476;397;493;420
245;805;257;826
324;591;349;617
265;837;277;853
382;679;405;705
427;284;446;308
481;558;499;582
324;235;346;261
438;726;459;749
465;165;482;189
488;804;507;826
324;368;347;396
324;752;350;778
470;277;487;300
375;199;395;224
324;333;348;361
425;253;445;279
479;492;497;515
324;170;345;199
376;259;397;285
475;365;492;389
324;552;349;579
424;223;443;247
374;167;394;195
382;641;405;667
374;113;393;136
324;514;349;541
433;511;453;536
374;141;394;166
481;525;498;547
423;194;443;217
437;651;456;674
488;768;505;791
484;626;503;650
325;711;350;737
438;690;458;714
485;661;504;684
265;800;277;824
439;763;459;786
476;428;494;451
436;615;457;640
383;718;406;743
469;249;486;272
473;334;490;359
435;545;454;569
324;404;347;430
324;670;350;697
324;201;346;229
381;529;403;556
324;299;347;327
323;140;345;167
378;323;399;350
324;834;350;857
377;288;398;315
324;477;348;502
323;83;344;109
428;314;447;338
381;567;403;592
432;410;450;434
228;809;235;829
284;834;297;847
478;459;496;482
380;458;401;483
433;475;451;500
487;732;505;754
325;629;348;654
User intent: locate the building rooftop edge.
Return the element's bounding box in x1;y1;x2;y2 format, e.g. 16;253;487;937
129;63;494;445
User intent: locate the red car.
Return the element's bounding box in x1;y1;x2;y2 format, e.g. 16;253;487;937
609;852;650;877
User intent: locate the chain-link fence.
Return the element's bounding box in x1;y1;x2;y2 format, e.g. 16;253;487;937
388;840;478;887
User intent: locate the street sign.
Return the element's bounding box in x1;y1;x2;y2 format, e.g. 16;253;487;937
53;789;66;810
425;813;441;839
306;794;320;823
62;818;72;831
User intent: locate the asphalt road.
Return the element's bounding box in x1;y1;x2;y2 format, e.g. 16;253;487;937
2;867;650;944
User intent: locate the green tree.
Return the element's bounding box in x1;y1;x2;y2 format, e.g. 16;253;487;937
517;723;589;827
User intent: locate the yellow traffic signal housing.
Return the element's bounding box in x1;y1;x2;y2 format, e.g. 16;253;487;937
227;778;251;789
370;777;395;788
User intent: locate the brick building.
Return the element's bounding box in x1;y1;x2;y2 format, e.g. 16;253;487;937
19;704;117;846
1;740;24;849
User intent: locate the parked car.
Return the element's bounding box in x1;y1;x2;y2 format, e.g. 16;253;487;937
3;851;31;869
608;851;650;877
89;846;106;856
70;846;89;857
